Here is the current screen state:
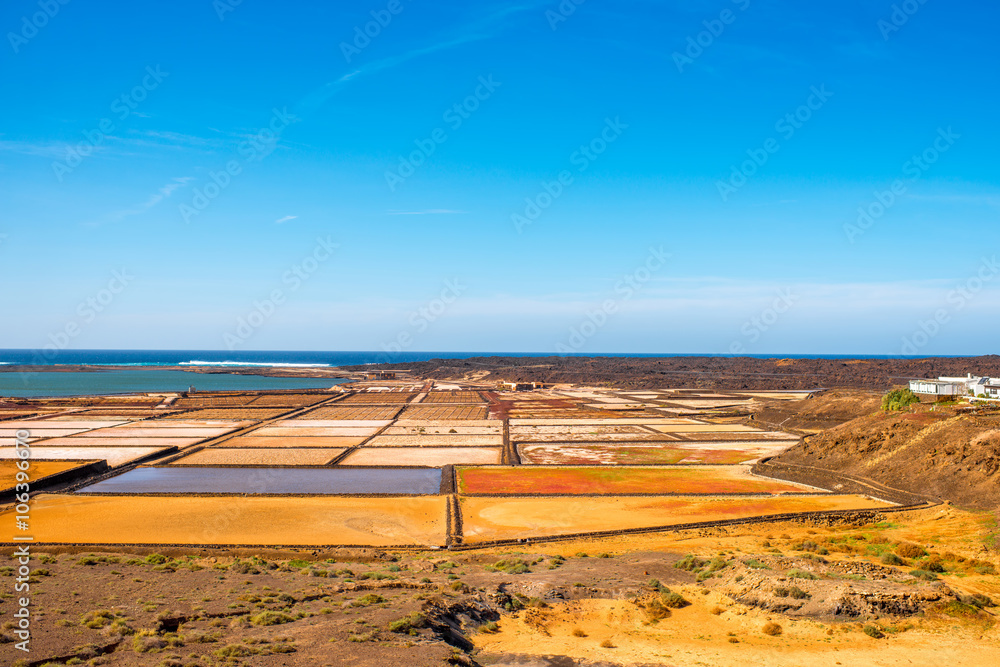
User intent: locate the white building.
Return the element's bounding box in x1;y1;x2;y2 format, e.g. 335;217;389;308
909;374;993;400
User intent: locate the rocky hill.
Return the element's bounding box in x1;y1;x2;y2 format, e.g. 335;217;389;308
773;403;1000;510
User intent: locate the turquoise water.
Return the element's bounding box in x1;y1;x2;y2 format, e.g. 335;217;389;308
0;369;345;398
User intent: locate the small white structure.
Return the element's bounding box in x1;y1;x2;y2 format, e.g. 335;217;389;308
909;379;965;399
910;373;993;400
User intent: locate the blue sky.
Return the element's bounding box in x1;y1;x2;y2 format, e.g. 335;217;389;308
1;0;998;355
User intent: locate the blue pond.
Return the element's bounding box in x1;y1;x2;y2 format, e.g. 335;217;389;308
77;466;442;495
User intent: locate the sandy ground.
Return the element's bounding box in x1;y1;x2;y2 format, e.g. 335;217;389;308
474;595;1000;667
459;494;892;542
340;446;501;466
366;434;503;447
0;460;88;488
0;446;173;468
213;435;367;448
5;494;448;545
168;448;345;466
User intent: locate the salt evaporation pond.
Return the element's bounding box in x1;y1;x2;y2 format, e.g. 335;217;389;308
77;466;442;495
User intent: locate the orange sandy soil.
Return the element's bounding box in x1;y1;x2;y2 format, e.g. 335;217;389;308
0;460;89;489
459;494;891;543
212;435;366;448
2;494;448;545
340;446;501;466
472;504;1000;666
167;448;345;466
456;465;816;495
474;594;1000;667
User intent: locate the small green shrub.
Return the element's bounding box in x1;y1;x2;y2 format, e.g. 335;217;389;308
882;389;919;412
762;622;782;636
351;594;387;607
895;543;927;559
881;553;905;566
250;612;295;626
388;612;427;635
787;569;817;580
863;625;884;639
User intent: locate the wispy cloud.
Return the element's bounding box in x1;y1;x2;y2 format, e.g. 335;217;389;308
0;138;93;159
295;3;544;117
104;176;194;223
275;215;298;224
387;209;468;215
